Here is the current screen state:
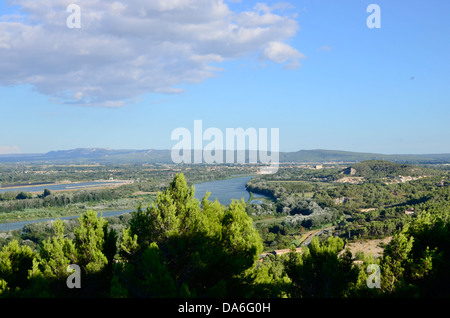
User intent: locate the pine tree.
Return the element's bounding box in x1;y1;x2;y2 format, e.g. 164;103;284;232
114;173;264;297
73;210;108;274
0;240;36;296
284;236;359;298
38;219;77;279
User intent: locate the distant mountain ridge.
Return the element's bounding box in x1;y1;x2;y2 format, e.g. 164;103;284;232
0;148;450;164
0;148;173;164
278;149;450;163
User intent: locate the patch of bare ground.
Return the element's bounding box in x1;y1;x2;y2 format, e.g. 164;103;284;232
343;236;392;259
132;191;157;196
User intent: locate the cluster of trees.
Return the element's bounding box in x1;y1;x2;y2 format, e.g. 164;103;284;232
246;177;328;200
0;174;265;297
0;191;38;201
315;175;448;210
255;223;299;251
282;200;342;229
284;237;359;297
1;173;449;298
0;210;117;297
247;162;449;241
371;201;450;297
112;174;265;297
246;180;342;230
320;176;450;239
258;200;450;298
245;201;276;217
344;160;436;179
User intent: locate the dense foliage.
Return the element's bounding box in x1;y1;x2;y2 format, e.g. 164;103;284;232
0;174;265;297
345;160;436;178
247;161;449;243
1;162;449;298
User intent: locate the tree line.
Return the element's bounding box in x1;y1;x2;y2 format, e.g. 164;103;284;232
0;182;163;214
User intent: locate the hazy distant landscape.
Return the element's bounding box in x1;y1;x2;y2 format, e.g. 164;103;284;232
2;148;450;164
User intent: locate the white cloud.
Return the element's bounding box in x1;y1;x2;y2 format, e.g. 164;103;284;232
261;41;305;69
0;0;303;107
0;146;21;155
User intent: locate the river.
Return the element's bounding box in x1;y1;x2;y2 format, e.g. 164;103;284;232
0;176;266;232
193;176;267;205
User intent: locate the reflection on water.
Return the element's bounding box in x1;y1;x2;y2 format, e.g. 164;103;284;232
194;176;267;205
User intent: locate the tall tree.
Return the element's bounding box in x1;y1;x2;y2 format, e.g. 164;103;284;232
115;173;263;297
38;219;77;279
380;203;450;297
284;236;358;298
73;210;109;274
0;240;36;296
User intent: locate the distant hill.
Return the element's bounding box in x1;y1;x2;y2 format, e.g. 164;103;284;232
0;148;450;164
278;149;450;164
0;148;173;164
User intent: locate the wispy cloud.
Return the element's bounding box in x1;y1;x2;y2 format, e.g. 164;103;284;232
261;41;305;69
318;45;332;52
0;0;303;107
0;146;21;155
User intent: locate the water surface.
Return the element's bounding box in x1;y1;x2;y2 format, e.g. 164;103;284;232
0;181;127;194
194;176;267;205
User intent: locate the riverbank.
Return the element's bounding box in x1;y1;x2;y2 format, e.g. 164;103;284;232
0;181;56;189
0;180;132;193
0;195;154;231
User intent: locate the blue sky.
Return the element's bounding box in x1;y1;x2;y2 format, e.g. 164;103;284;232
1;0;449;155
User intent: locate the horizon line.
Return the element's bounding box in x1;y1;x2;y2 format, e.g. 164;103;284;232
1;147;450;157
